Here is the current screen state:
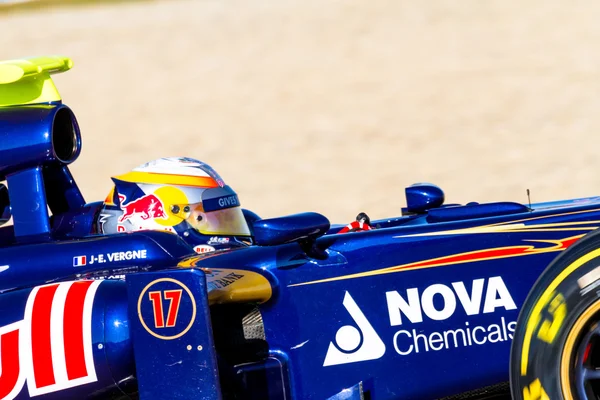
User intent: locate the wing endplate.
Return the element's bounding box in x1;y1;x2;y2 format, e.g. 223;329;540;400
0;56;73;107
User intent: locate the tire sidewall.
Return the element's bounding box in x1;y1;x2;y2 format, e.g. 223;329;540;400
511;229;600;399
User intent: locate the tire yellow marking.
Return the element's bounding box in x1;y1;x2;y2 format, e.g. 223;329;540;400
523;379;549;400
537;292;566;343
521;247;600;375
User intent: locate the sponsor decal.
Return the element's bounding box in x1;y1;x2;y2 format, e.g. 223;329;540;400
193;245;215;254
0;281;100;399
206;270;245;290
88;275;126;281
73;250;147;266
217;196;239;208
72;256;86;267
118;194;166;223
385;276;516;326
203;269;272;304
323;292;386;366
207;236;229;245
137;278;196;340
324;276;517;366
393;317;516;356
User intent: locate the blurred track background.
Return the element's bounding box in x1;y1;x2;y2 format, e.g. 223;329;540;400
1;0;600;221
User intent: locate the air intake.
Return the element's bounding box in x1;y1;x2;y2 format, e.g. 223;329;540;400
0;104;81;179
51;106;80;164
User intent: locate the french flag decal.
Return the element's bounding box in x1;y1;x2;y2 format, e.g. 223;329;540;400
72;256;86;267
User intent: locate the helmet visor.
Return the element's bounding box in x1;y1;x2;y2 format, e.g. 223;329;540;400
167;185;251;237
186;203;251;236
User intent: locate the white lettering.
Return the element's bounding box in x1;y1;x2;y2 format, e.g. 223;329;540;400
465;322;473;346
472;326;487;345
443;328;467;348
218;196;238;208
392;318;517;356
452;279;484;315
508;321;517;339
413;331;429;353
392;330;413;355
106;250;148;263
487;324;504;343
421;284;456;321
483;276;517;313
386;289;422;326
386;276;515;325
428;332;444;351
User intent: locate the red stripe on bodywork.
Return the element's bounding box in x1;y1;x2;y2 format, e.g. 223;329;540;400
557;236;581;250
392;236;581;272
289;234;586;287
32;284;59;388
63;281;93;380
395;247;529;271
0;328;20;398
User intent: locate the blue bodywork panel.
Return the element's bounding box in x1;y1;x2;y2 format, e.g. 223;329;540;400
189;204;600;399
2;68;600;399
127;269;221;399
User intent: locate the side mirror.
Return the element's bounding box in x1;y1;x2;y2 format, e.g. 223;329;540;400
0;184;10;224
252;212;330;246
404;183;445;214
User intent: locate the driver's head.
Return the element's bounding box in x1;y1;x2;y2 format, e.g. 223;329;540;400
97;157;251;253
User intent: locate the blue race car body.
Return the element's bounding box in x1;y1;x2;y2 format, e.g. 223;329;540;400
0;56;596;400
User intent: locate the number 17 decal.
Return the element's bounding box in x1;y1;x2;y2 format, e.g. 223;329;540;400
138;278;197;340
148;290;182;328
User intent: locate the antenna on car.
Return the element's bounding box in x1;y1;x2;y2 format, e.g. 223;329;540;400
527;189;532;211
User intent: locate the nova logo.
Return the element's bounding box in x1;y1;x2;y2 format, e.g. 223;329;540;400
386;276;516;326
323;292;386;367
324;276;517;366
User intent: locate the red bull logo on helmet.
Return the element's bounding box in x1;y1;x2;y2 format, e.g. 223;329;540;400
118;194;167;223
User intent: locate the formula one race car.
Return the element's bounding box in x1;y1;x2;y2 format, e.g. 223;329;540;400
0;56;599;400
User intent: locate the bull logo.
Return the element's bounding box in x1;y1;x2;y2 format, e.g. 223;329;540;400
118;194;167;223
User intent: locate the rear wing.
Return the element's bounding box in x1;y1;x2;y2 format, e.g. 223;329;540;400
0;55;73;107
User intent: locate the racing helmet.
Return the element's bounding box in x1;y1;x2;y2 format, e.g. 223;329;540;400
97;157;252;252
